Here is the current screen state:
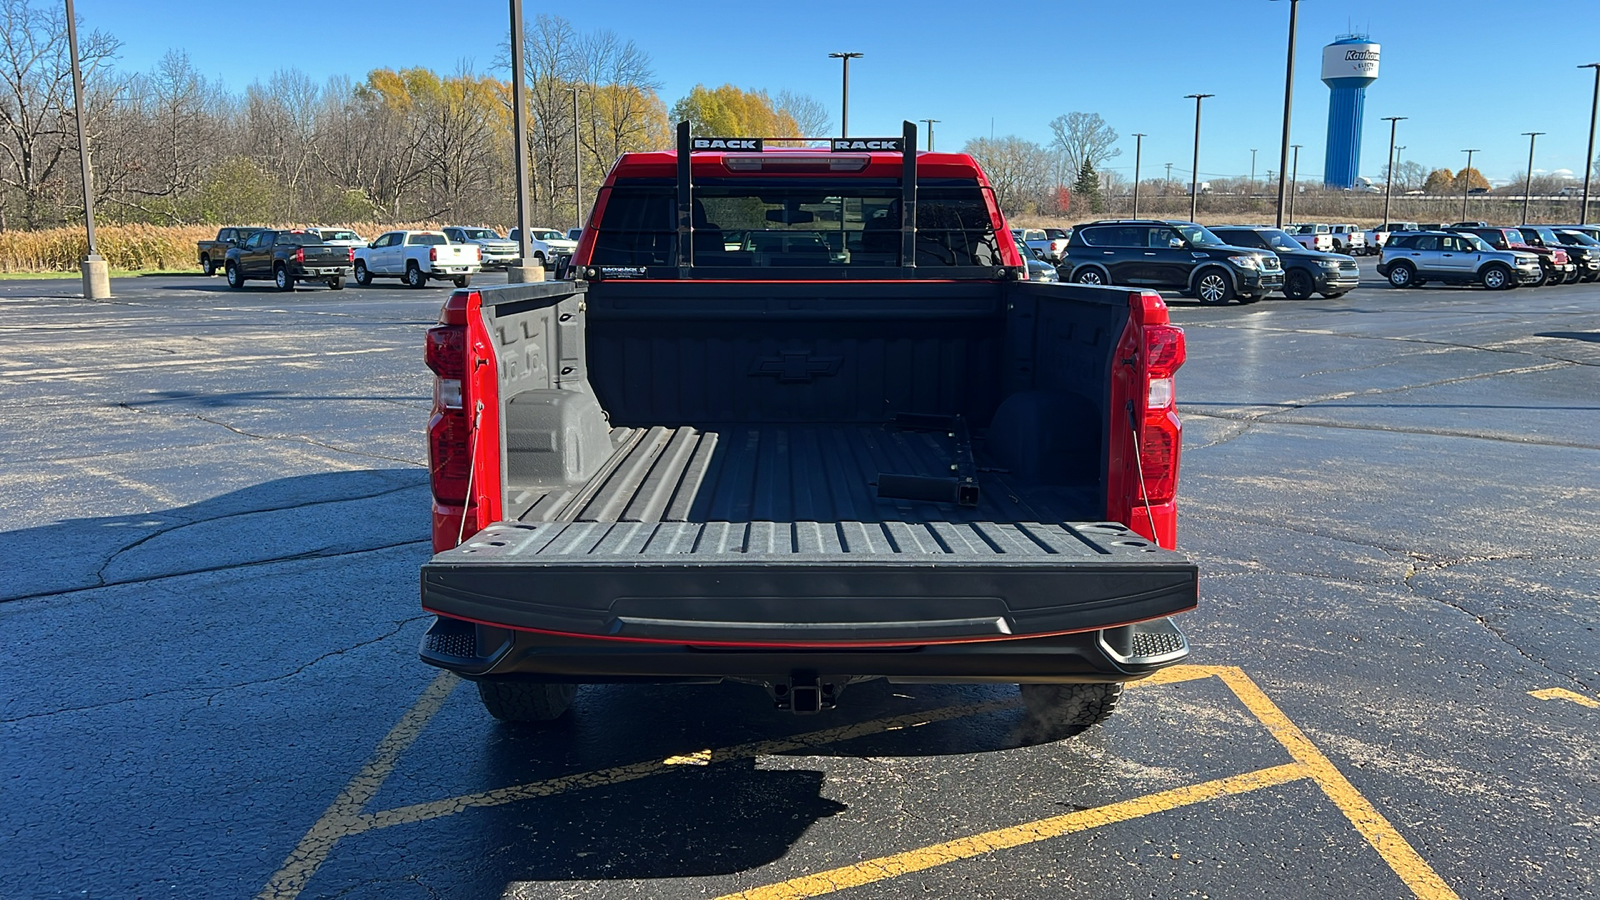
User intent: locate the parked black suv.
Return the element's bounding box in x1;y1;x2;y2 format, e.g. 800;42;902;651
1208;225;1360;300
1061;219;1284;304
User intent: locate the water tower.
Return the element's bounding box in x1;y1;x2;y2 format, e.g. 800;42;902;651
1321;34;1381;190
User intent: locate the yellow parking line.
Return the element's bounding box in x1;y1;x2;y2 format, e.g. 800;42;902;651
1529;687;1600;709
256;671;460;900
1211;668;1460;900
715;763;1312;900
353;698;1017;833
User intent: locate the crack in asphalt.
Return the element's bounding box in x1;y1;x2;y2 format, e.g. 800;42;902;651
116;401;427;468
0;615;428;724
0;537;431;606
1184;509;1596;691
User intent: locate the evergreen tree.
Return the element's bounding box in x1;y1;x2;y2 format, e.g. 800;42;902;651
1072;159;1103;213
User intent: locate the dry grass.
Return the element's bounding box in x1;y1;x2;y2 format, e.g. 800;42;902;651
0;221;464;274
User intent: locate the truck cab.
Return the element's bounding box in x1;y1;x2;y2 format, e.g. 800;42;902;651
418;123;1197;730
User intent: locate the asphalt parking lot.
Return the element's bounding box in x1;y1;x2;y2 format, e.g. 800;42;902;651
2;264;1596;899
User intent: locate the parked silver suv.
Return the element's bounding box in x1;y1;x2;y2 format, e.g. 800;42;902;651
1376;231;1541;290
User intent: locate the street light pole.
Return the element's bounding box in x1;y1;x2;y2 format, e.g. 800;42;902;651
1288;144;1302;222
1273;0;1300;228
1380;116;1406;229
509;0;537;280
572;86;582;231
1521;131;1544;225
919;118;939;151
828;52;863;136
1132;133;1146;217
1185;93;1213;222
63;0;106;299
1460;149;1478;222
1581;64;1600;225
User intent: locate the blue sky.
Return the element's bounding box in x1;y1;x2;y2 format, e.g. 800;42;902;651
80;0;1600;185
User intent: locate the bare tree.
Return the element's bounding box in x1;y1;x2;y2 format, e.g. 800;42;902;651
775;90;830;137
1048;112;1120;188
963;136;1054;214
0;0;119;228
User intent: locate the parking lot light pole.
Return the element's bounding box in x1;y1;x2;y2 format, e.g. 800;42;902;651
572;86;582;231
1185;93;1213;222
1272;0;1300;228
1521;131;1544;225
508;0;539;282
828;52;862;136
1132;133;1146;217
1461;149;1478;222
64;0;107;300
1581;64;1600;225
1288;144;1302;222
919;118;939;151
1380;116;1406;230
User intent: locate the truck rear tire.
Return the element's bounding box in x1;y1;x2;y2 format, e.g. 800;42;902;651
476;680;577;723
274;265;294;292
328;276;345;290
1018;682;1123;740
453;274;471;288
201;255;215;276
405;263;427;288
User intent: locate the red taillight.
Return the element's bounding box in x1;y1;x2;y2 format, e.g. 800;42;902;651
348;248;356;262
1137;321;1185;506
426;290;477;506
293;247;304;263
430;246;438;262
429;409;470;504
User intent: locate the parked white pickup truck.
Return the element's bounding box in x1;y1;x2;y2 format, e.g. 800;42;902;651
508;227;578;266
1327;223;1368;255
1011;228;1069;262
354;230;481;288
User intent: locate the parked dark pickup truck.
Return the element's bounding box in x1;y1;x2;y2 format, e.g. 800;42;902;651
418;123;1198;735
197;227;264;276
224;229;354;291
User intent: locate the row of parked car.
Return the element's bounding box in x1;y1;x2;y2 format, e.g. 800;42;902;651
1374;223;1600;289
194;226;582;290
1008;217;1600;303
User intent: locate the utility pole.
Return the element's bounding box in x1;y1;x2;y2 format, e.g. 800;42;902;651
572;86;582;231
828;52;863;136
1273;0;1300;228
1380;116;1406;231
64;0;106;299
1132;133;1146;217
1165;162;1173;191
1394;145;1406;191
1581;64;1600;225
1250;148;1258;196
1185;93;1213;222
509;0;538;281
1461;149;1478;223
919;118;939;151
1521;131;1544;225
1288;144;1302;222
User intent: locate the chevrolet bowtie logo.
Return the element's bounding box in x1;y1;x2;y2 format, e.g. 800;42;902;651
749;351;843;384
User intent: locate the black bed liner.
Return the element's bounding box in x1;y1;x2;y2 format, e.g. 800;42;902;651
511;421;1100;526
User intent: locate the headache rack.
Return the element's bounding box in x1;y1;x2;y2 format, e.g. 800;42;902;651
573;120;1018;282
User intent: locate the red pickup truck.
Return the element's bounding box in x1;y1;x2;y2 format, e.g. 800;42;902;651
417;123;1198;734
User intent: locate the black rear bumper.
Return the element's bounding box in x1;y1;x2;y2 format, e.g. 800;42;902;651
419;613;1191;685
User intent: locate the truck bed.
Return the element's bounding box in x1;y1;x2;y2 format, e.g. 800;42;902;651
421;278;1196;650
